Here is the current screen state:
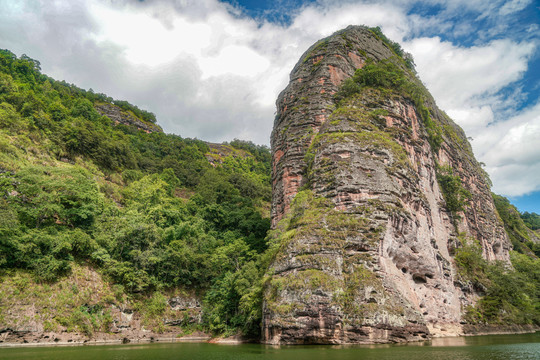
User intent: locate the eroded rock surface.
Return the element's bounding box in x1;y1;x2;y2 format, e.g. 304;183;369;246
264;25;510;344
95;103;162;133
0;266;203;346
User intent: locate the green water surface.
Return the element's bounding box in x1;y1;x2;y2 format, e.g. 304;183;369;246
0;333;538;360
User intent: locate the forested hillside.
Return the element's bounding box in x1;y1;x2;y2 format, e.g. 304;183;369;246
0;49;273;338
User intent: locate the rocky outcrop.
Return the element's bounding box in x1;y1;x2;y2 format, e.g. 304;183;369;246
204;143;253;167
0;265;203;346
264;26;511;344
95;103;162;133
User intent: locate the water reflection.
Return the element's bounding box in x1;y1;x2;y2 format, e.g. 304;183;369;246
431;333;540;347
430;336;469;347
0;333;538;360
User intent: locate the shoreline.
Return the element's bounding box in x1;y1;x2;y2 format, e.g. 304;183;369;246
461;324;540;337
0;326;538;349
0;336;213;348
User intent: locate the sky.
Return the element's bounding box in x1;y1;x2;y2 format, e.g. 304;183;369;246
0;0;539;213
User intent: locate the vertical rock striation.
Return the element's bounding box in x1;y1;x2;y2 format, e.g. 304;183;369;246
264;26;510;344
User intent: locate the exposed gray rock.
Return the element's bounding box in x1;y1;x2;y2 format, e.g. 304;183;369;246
95;103;162;133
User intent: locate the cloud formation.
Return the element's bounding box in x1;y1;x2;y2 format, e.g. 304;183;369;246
406;37;534;134
0;0;538;198
475;101;540;196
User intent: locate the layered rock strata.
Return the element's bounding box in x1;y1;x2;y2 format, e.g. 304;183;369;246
264;26;510;344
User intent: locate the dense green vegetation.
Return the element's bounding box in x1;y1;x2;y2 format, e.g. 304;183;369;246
456;237;540;325
0;49;272;337
493;194;540;256
521;211;540;231
368;26;416;71
436;165;472;218
452;196;540;326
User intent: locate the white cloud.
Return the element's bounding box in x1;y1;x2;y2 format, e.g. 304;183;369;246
90;2;212;66
446;106;494;132
199;45;270;78
406;37;533;110
405;37;535;133
499;0;532;15
475;102;540;196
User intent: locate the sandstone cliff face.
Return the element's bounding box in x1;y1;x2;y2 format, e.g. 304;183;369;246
264;26;511;344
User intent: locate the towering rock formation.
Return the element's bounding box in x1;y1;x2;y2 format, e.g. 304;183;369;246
264;26;510;344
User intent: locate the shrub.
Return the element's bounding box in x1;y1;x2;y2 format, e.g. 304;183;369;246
437;165;471;216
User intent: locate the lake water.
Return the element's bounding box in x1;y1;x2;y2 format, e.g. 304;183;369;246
0;333;539;360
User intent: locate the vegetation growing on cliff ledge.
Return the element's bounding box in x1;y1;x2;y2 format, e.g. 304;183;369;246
521;211;540;231
263;189;391;324
367;26;416;71
456;238;540;326
436;165;472;218
456;198;540;326
334;57;443;152
492;194;540;256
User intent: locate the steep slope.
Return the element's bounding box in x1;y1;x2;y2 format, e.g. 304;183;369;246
0;49;271;342
264;26;511;344
493;194;540;256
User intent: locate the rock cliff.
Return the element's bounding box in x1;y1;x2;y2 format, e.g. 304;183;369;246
263;26;511;344
95;103;162;133
0;265;204;345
